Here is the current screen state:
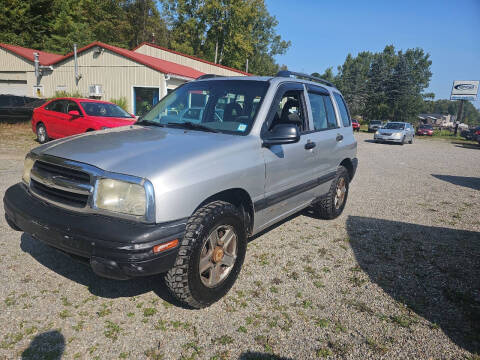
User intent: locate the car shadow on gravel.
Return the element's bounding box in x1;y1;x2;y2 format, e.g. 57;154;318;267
346;216;480;354
451;141;480;150
363;139;400;145
21;330;64;359
239;352;293;360
431;174;480;191
19;234;189;308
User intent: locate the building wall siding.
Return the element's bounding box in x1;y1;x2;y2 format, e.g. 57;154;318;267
32;48;168;113
135;45;246;77
0;49;32;72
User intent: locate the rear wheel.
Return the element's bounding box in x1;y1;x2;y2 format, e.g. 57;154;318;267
36;123;49;144
164;200;247;308
313;166;349;220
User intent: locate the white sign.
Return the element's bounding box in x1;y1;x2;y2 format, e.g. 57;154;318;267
450;80;479;100
32;85;44;97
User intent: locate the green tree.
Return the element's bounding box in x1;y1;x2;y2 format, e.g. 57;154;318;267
0;0;55;49
161;0;290;75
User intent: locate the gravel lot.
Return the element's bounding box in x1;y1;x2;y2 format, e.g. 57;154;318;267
1;127;479;360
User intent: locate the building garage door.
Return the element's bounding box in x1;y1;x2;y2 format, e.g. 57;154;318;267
0;80;28;96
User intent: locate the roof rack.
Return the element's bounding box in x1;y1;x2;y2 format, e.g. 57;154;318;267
275;70;335;88
196;74;225;80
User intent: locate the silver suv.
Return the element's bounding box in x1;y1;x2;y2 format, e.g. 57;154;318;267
4;71;358;308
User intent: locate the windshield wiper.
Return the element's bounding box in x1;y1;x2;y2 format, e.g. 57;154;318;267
136;120;165;127
166;121;219;133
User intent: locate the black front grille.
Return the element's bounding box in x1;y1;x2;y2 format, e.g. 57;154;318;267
31;160;91;208
35;161;90;183
31;179;89;207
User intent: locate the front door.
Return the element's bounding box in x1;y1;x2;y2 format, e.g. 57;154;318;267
259;83;318;228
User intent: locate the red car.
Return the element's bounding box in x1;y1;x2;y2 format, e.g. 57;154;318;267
416;124;434;136
32;98;136;143
352;119;360;132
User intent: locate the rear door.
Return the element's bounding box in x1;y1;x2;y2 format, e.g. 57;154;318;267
259;82;318;227
43;100;68;137
304;85;342;196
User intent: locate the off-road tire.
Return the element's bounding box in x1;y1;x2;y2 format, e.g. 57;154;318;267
313;166;350;220
164;200;246;308
36;123;49;144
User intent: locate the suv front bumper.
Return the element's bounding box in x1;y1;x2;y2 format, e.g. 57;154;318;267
4;183;186;280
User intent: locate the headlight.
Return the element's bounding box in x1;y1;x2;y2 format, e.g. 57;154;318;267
95;178;146;216
22;155;35;184
375;131;379;135
394;132;402;137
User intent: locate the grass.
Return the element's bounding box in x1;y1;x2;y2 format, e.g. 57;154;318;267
143;307;157;317
315;318;329;328
104;321;122;341
316;348;332;358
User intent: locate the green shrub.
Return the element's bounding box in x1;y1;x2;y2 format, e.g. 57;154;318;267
109;97;128;111
49;90;84;100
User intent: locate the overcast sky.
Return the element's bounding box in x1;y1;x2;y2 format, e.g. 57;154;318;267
266;0;480;106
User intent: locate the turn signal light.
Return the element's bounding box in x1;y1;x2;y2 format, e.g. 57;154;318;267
153;239;179;254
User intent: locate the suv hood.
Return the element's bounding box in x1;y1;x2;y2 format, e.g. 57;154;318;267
32;125;252;179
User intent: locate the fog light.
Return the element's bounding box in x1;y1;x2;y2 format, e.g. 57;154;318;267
153;239;179;253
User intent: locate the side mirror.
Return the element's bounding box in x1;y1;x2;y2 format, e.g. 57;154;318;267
68;110;81;117
262;123;300;146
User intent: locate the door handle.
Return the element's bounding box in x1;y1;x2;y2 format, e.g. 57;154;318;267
304;141;316;150
336;134;343;142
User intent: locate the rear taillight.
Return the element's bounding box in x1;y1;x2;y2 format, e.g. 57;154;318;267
476;130;480;135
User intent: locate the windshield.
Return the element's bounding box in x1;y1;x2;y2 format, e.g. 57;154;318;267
384;123;405;130
81;102;133;118
420;125;433;129
370;120;382;125
140;80;269;135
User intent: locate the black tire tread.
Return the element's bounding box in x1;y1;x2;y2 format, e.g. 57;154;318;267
36;123;49;143
314;166;349;220
165;200;242;309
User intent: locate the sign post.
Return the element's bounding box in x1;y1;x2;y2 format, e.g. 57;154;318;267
450;80;479;134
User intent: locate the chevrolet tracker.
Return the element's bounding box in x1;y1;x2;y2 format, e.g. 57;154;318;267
4;71;358;308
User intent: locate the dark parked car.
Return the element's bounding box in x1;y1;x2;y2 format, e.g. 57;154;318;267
368;120;384;132
0;94;46;123
461;126;480;141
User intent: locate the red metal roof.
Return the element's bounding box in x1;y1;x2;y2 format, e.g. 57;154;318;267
132;42;251;76
52;41;205;79
0;43;64;65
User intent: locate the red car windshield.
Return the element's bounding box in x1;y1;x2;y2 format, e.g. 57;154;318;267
81;102;132;118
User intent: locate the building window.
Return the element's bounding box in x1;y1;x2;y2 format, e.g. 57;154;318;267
134;87;159;116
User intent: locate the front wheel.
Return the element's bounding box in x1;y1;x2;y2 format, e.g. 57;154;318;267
164;200;247;308
409;135;414;144
36;123;49;144
313;166;349;220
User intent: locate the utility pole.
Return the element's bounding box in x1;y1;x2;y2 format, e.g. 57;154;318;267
455;99;465;136
245;58;249;73
214;41;218;64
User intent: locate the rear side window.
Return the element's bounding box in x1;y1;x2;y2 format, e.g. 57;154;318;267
308;92;337;131
333;93;350;127
10;96;25;107
45;100;65;113
0;96;10;107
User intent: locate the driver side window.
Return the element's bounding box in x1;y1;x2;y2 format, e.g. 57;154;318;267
270;90;306;132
